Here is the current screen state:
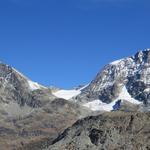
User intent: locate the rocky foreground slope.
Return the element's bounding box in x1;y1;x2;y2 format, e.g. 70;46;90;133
48;112;150;150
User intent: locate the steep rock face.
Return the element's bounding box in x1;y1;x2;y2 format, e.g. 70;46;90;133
48;112;150;150
0;63;31;105
77;49;150;106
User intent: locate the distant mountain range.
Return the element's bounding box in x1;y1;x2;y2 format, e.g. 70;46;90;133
0;49;150;150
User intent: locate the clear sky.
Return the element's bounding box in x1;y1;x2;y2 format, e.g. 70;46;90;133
0;0;150;89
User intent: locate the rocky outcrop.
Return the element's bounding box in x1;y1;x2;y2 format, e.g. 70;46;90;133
0;62;55;108
48;112;150;150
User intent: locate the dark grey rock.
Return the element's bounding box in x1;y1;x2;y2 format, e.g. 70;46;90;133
48;112;150;150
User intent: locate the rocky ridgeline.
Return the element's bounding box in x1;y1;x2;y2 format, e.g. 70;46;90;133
0;62;56;109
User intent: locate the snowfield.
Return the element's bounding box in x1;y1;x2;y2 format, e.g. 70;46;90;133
53;89;81;100
83;99;118;112
52;84;89;100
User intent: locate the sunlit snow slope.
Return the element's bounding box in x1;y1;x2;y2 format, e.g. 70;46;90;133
53;85;88;100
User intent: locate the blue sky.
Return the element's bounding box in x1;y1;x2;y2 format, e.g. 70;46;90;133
0;0;150;89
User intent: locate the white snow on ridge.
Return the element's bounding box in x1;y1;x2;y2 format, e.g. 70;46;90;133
53;84;89;100
110;59;124;65
13;68;46;91
13;68;28;79
79;84;89;90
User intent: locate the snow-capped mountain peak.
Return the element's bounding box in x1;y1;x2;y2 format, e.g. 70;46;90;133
13;67;46;91
76;49;150;111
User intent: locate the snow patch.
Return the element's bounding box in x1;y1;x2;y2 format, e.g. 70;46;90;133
116;86;142;105
144;88;150;92
13;68;28;79
83;86;141;112
83;99;119;112
78;84;89;90
53;90;81;100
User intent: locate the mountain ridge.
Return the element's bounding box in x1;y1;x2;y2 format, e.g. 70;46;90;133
71;49;150;111
0;49;150;149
